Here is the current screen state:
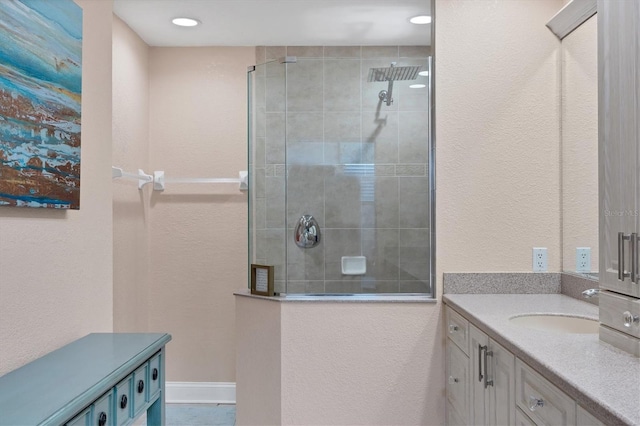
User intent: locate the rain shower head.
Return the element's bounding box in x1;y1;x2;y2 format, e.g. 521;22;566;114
368;62;422;106
367;63;422;82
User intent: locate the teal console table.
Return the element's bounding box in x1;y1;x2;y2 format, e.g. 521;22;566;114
0;333;172;426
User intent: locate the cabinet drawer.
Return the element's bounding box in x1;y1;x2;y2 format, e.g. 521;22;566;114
599;290;640;338
132;363;148;415
515;359;576;425
91;391;113;426
446;339;469;423
66;408;90;426
446;306;470;355
115;375;133;426
148;353;161;399
515;407;537;425
577;405;604;426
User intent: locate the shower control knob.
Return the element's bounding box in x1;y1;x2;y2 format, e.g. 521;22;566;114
294;215;321;249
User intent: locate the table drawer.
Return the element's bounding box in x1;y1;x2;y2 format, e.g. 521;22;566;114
446;400;466;426
446;306;470;355
66;408;90;426
132;363;148;415
515;359;576;425
148;353;161;399
599;290;640;338
91;391;113;426
115;375;133;426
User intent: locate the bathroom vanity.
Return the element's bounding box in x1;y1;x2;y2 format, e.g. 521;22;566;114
444;294;640;426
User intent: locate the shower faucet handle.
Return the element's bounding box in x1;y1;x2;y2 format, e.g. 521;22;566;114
294;215;321;249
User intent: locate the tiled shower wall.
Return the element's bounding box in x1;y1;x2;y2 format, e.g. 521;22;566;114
250;46;431;294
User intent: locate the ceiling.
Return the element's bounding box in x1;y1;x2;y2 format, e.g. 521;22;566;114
112;0;432;47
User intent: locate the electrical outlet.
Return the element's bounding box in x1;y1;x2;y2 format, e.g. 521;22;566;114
532;248;548;272
576;247;591;273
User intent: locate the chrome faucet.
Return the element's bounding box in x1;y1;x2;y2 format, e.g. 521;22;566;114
582;288;600;298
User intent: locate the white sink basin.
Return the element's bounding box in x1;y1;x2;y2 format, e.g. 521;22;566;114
509;314;599;334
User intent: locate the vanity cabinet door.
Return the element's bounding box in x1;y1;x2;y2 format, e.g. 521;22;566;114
446;338;470;424
488;339;515;426
469;324;489;426
598;0;640;298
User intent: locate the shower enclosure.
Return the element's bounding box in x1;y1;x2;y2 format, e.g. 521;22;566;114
248;46;434;296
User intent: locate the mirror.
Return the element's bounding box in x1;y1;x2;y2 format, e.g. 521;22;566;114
560;11;598;277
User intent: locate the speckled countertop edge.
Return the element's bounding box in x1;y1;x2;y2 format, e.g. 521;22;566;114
234;290;438;303
443;294;640;426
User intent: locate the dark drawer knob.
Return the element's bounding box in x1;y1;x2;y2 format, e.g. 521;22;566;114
137;379;144;394
120;394;128;409
98;412;107;426
152;368;159;381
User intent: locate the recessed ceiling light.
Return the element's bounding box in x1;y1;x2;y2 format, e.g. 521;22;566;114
410;15;432;25
418;71;429;77
409;84;426;89
172;17;200;27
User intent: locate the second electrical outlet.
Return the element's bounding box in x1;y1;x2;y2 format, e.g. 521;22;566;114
533;247;548;272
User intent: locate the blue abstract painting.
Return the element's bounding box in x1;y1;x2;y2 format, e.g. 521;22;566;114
0;0;82;209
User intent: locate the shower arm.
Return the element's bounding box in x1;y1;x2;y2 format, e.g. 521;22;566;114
384;79;394;106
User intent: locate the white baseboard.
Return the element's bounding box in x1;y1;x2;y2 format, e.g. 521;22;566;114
166;382;236;404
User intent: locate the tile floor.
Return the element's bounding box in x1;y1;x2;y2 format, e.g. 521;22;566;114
166;404;236;426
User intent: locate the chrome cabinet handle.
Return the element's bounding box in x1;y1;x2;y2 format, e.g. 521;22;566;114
619;232;627;281
448;376;459;385
529;395;544;412
449;324;459;333
631;233;638;284
478;344;485;383
623;311;640;328
483;348;493;389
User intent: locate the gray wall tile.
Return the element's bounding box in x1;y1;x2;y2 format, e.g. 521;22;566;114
399;228;430;281
362;46;399;58
324;229;361;280
266;176;285;228
363;229;399;280
324;59;361;111
324;46;361;58
287;242;325;280
288;46;324;58
362;111;398;164
399;111;429;164
265;46;286;61
325;175;362;228
399;177;429;228
265;113;285;164
287;59;324;111
324;112;361;143
399;46;431;58
286;166;325;227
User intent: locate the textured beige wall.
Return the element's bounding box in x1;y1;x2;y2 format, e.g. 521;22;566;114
235;297;281;425
0;0;113;375
436;0;563;293
561;15;598;272
148;47;253;382
112;15;151;332
280;302;444;425
235;298;444;426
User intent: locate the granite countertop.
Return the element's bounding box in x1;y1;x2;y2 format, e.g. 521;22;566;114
443;294;640;426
